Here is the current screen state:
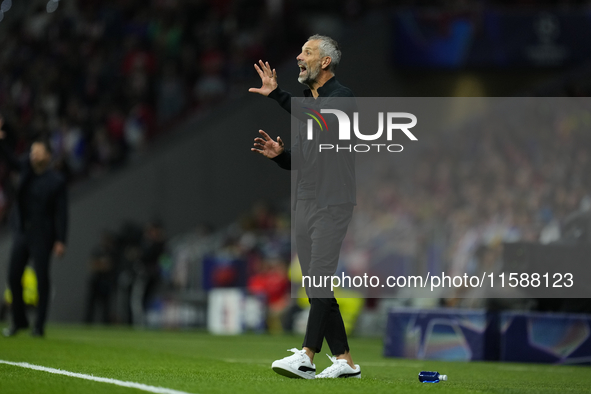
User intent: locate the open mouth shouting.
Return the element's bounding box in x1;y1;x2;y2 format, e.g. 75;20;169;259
298;63;308;76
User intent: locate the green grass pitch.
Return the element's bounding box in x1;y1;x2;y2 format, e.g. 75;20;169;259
0;325;589;394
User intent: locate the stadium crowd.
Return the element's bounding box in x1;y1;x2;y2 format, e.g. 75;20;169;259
0;0;315;224
345;97;591;305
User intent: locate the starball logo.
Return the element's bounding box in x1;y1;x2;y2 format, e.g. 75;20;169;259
304;109;417;153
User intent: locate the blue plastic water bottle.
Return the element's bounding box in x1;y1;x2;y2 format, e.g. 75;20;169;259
418;371;447;383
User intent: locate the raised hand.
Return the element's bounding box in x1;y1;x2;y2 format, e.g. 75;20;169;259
251;130;284;159
248;60;278;97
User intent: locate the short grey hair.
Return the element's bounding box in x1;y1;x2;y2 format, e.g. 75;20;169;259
308;34;341;73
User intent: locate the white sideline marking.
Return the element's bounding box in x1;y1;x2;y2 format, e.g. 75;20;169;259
0;360;195;394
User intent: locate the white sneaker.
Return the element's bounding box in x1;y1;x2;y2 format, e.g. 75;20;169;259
271;348;316;379
316;354;361;378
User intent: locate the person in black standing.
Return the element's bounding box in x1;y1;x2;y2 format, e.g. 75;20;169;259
84;231;116;325
0;118;68;337
249;35;361;379
131;220;165;326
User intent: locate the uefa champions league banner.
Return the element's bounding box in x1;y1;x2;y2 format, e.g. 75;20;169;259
289;97;591;299
392;9;591;68
383;308;591;363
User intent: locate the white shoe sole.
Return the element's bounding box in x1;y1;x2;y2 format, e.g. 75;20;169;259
338;371;361;378
316;373;361;379
316;365;361;379
271;360;315;379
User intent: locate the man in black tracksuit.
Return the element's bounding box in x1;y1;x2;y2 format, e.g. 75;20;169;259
250;35;361;379
0;120;68;338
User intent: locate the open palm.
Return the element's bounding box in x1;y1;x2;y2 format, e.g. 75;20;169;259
251;130;284;158
248;60;278;97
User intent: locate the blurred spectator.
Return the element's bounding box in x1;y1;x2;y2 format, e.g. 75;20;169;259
84;231;116;324
156;62;185;124
124;104;148;151
247;257;290;333
115;221;143;325
130;220;166;326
